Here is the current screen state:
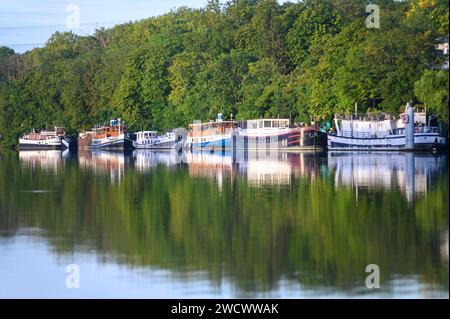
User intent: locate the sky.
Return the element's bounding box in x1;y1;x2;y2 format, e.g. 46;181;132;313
0;0;292;53
0;0;213;53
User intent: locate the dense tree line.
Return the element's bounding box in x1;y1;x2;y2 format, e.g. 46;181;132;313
0;0;448;148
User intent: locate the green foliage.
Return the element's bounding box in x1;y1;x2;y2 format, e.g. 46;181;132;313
287;0;344;67
0;0;448;148
414;70;449;120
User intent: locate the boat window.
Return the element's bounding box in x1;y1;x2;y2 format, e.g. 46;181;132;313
264;120;272;128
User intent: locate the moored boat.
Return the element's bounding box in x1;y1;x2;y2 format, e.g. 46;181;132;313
327;104;447;152
185;114;237;152
78;119;133;150
299;125;328;149
19;127;68;150
236;119;327;150
133;131;178;149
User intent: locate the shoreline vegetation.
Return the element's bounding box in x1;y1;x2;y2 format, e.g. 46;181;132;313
0;0;448;149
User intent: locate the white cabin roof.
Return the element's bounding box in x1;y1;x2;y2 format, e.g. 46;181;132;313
244;119;290;129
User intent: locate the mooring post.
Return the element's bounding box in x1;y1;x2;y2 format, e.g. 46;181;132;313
405;101;415;150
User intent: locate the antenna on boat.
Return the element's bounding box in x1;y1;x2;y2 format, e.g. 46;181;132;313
355;103;358;117
127;119;138;130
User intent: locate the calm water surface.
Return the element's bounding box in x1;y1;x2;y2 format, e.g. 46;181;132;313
0;150;448;298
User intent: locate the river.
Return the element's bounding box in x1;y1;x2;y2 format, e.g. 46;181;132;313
0;150;448;298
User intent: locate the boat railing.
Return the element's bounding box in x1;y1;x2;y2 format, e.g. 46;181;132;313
341;131;392;138
340;126;439;138
335;113;391;121
392;126;439;134
414;126;439;133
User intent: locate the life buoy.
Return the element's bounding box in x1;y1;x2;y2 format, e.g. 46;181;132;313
414;127;420;133
401;114;409;124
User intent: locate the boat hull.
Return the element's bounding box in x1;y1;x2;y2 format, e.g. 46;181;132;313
328;133;447;152
133;140;176;150
236;128;327;150
77;134;93;149
19;143;62;150
91;135;133;150
19;138;62;150
186;135;232;152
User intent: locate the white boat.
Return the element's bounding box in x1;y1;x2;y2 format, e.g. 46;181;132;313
328;104;446;152
133;131;177;149
19;127;67;150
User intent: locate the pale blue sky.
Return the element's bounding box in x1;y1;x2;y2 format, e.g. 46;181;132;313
0;0;209;53
1;0;291;53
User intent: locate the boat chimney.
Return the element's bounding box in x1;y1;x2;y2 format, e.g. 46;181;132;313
405;101;415;150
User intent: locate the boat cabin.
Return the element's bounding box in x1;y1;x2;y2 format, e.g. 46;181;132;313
93;119;126;139
23;127;65;140
136;131;158;140
188;121;236;137
240;119;290;130
333;111;433;138
334;117;396;138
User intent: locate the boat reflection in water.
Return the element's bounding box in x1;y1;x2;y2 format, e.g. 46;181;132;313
328;152;447;202
69;150;446;198
132;149;327;187
236;151;325;187
18;150;445;201
182;151;235;189
179;150;446;197
1;149;447;298
132;149;182;172
78;150;131;183
19;149;68;172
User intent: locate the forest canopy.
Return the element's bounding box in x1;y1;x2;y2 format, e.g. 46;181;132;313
0;0;448;148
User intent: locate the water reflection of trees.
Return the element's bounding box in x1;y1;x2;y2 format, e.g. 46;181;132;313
0;151;448;295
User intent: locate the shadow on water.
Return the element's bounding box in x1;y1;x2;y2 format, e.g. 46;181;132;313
0;149;448;297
